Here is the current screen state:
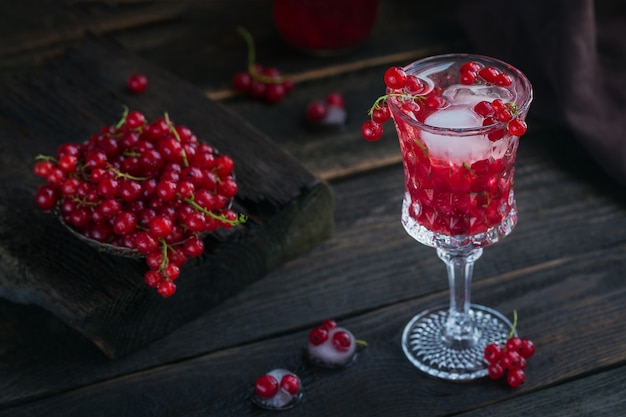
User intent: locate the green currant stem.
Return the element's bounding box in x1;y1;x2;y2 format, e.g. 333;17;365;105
158;238;169;272
182;196;247;226
70;195;100;207
115;105;130;130
507;309;518;339
356;339;368;348
35;154;57;163
368;93;424;116
107;164;148;181
236;25;290;85
164;112;189;168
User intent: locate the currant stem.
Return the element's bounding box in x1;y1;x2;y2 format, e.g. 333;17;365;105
507;310;518;339
355;339;369;348
158;238;169;272
368;93;424;116
35;154;57;163
107;164;148;181
181;196;247;226
115;105;130;130
236;25;289;85
164;112;189;167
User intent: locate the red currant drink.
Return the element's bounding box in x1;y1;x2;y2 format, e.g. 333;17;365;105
389;54;532;380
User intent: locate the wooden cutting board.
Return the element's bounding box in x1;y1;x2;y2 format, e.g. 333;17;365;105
0;35;333;358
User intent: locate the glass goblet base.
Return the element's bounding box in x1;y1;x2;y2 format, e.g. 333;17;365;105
401;304;514;381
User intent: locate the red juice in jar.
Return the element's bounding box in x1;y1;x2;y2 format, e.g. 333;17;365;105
273;0;379;55
387;55;532;248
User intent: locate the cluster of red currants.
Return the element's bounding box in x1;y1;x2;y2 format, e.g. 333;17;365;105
484;336;536;388
473;98;527;141
254;371;301;402
307;319;353;352
360;63;528;142
231;26;294;104
33;108;246;297
232;65;294;104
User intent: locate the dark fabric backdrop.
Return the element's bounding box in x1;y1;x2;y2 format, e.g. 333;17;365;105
458;0;626;185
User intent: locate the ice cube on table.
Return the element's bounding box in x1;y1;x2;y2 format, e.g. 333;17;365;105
443;83;514;107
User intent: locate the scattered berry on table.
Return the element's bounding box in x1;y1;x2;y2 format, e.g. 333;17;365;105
483;311;535;388
127;73;148;94
251;369;302;410
307;319;363;368
232;27;293;104
305;92;347;130
32;107;247;297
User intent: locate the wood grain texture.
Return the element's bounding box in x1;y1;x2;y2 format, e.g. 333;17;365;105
1;119;624;411
2;1;626;415
0;36;333;358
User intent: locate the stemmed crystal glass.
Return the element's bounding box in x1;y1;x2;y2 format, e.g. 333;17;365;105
386;54;533;380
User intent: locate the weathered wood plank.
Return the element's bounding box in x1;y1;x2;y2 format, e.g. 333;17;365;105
456;366;626;417
0;121;624;407
0;35;333;358
1;241;625;416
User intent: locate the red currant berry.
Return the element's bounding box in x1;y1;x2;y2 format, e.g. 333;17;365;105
248;80;266;99
505;337;523;353
424;95;444;110
405;75;426;94
361;120;383;141
484;343;503;364
491;99;506;113
487;126;506;142
461;61;482;73
149;215;173;239
255;374;279;398
488;362;505;380
501;350;523;370
519;338;536;359
371;103;391;123
506;369;525;388
232;71;252;93
127;73;148;93
478;67;501;83
144;270;161;288
308;327;328;346
325;92;345;108
125;111;146;129
183;236;204;257
474;101;494;117
279;374;300;395
507;119;527;136
384;66;407;89
163;263;180;281
35;184;58;211
265;83;286;103
33;160;55;178
495;73;513;87
157;280;176;297
460;71;476;85
495;108;513;123
331;330;353;352
306;102;327;122
112;211;137;235
321;319;337;330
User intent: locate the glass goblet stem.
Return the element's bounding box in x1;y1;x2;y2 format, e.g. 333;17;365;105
438;247;483;344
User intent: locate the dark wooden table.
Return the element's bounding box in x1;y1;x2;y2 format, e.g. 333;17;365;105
1;1;625;416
